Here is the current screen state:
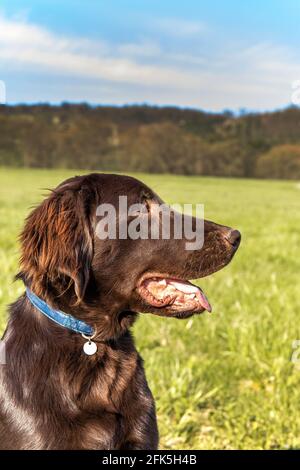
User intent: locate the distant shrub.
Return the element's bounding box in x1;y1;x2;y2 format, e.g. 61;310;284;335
256;145;300;180
202;140;244;177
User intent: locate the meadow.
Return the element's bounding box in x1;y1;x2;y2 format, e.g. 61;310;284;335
0;167;300;449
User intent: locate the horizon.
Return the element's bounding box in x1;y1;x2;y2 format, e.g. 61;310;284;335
0;100;298;117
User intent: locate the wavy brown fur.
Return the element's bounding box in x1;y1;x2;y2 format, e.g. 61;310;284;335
0;173;240;449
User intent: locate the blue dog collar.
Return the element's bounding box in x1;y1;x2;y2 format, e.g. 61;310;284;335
26;288;94;337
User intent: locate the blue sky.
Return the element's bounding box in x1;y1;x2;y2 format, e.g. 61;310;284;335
0;0;300;111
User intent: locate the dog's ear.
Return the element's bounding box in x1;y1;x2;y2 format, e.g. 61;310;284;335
19;184;95;304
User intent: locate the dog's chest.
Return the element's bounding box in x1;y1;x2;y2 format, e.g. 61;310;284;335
75;412;126;450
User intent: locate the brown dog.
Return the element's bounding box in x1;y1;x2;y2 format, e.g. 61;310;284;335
0;173;240;449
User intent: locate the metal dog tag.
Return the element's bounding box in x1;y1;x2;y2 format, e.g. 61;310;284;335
83;340;97;356
82;332;97;356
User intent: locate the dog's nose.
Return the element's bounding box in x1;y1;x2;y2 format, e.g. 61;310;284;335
225;229;241;249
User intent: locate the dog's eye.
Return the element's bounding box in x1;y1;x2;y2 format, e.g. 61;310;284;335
128;203;149;217
143;199;151;213
140;191;152;213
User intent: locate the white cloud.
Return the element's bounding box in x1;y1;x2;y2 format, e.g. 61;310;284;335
117;41;161;58
0;13;299;110
0;14;192;88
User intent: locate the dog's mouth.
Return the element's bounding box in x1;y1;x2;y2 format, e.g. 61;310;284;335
137;275;212;315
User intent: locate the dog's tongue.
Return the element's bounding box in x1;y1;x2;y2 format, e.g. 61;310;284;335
143;277;212;312
167;279;212;312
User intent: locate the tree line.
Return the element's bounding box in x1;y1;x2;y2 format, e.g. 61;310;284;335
0;103;300;179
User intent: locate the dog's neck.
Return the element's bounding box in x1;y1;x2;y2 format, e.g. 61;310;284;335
6;294;138;361
16;271;138;343
16;278;138;343
47;296;138;343
26;288;95;339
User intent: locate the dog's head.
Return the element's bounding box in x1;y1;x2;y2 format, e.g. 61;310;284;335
19;173;240;338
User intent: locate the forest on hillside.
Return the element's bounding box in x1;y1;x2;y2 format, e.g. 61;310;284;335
1;104;300;179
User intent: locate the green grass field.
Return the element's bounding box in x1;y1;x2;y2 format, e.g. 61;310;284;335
1;168;300;449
